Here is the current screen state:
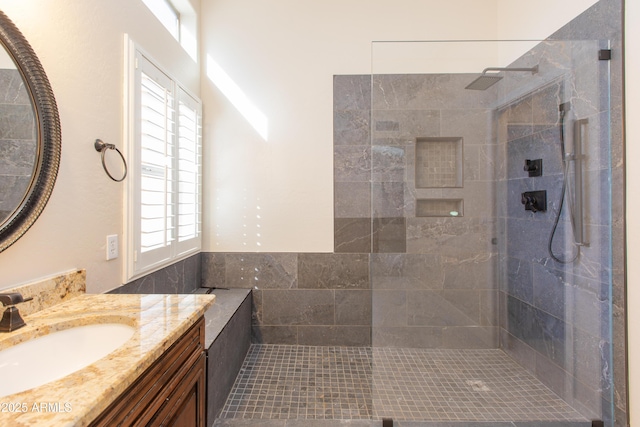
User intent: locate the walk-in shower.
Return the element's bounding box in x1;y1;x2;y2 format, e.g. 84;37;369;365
362;38;618;426
365;38;616;425
214;3;624;426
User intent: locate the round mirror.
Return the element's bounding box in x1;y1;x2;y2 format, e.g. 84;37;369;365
0;10;61;253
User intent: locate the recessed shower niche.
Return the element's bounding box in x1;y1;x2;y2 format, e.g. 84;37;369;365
416;198;463;217
415;137;463;188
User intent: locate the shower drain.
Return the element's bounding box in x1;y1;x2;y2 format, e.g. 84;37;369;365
466;379;491;392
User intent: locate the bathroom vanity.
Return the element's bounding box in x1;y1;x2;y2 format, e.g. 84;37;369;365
0;292;215;426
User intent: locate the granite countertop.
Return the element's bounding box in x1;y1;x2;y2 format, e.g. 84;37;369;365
0;293;215;427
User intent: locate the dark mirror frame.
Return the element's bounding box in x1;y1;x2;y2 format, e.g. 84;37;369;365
0;10;61;253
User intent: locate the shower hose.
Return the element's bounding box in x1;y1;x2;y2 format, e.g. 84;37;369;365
548;105;580;264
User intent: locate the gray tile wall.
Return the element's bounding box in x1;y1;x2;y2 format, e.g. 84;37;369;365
0;69;37;222
495;0;624;424
109;253;202;294
365;73;499;349
202;252;372;346
206;291;252;423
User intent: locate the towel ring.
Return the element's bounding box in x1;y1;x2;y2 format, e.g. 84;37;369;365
94;139;127;182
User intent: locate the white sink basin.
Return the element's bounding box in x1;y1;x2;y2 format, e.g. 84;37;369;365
0;323;135;397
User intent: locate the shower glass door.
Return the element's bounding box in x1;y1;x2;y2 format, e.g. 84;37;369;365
369;39;615;424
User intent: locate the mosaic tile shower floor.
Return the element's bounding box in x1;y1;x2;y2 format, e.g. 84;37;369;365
217;345;588;425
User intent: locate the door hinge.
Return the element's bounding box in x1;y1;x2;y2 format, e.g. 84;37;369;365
599;49;612;60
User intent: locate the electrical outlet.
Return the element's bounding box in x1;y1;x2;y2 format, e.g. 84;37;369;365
106;234;118;260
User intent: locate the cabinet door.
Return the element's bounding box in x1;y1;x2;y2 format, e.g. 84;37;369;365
152;352;206;427
91;318;205;427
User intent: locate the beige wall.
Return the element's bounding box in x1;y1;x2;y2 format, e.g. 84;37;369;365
0;0;199;293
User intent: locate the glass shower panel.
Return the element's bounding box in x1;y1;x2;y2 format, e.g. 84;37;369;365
370;40;614;424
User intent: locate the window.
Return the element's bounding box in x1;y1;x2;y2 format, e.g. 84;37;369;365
124;43;202;281
141;0;179;40
141;0;198;61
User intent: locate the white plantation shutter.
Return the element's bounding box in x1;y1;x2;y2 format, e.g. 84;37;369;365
127;47;201;280
140;68;175;254
176;89;201;250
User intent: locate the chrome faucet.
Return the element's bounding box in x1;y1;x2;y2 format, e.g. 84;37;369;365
0;292;33;332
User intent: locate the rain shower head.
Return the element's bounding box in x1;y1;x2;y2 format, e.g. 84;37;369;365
465;65;539;90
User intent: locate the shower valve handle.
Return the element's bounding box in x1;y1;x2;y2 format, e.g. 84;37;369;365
524;159;543;177
521;190;547;213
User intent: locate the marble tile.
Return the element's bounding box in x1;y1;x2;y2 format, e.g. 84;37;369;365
372;217;406;253
500;329;537;374
441;252;496;290
225;253;298;289
371;109;440;140
372;290;407;327
334;181;371;218
532;262;569;320
530;82;563;127
334;109;370;146
441;108;492;146
297;325;371;346
114;254;201;294
407;290;478;327
371;145;405;182
370;253;444;290
572;326;611;391
335;290;372;325
506;257;533;304
0;175;31;212
333;75;371;111
206;291;251;421
0;69;31;104
298;253;369;290
532;356;578;416
334;218;372;253
203;288;251;347
406;217;494;256
463;143;497;182
506;295;568;368
251;325;297;345
0;138;37;175
334;145;371;182
372;74;496;110
262;290;334;326
443;289;481;324
0;104;36;140
202;252;226;288
372;182;405;217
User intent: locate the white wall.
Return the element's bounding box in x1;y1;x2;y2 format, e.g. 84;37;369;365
0;0;200;293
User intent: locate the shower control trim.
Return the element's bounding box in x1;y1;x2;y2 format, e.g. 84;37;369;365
524;159;542;177
521;190;547;213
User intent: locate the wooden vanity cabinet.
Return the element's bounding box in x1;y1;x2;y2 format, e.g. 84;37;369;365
90;317;207;427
